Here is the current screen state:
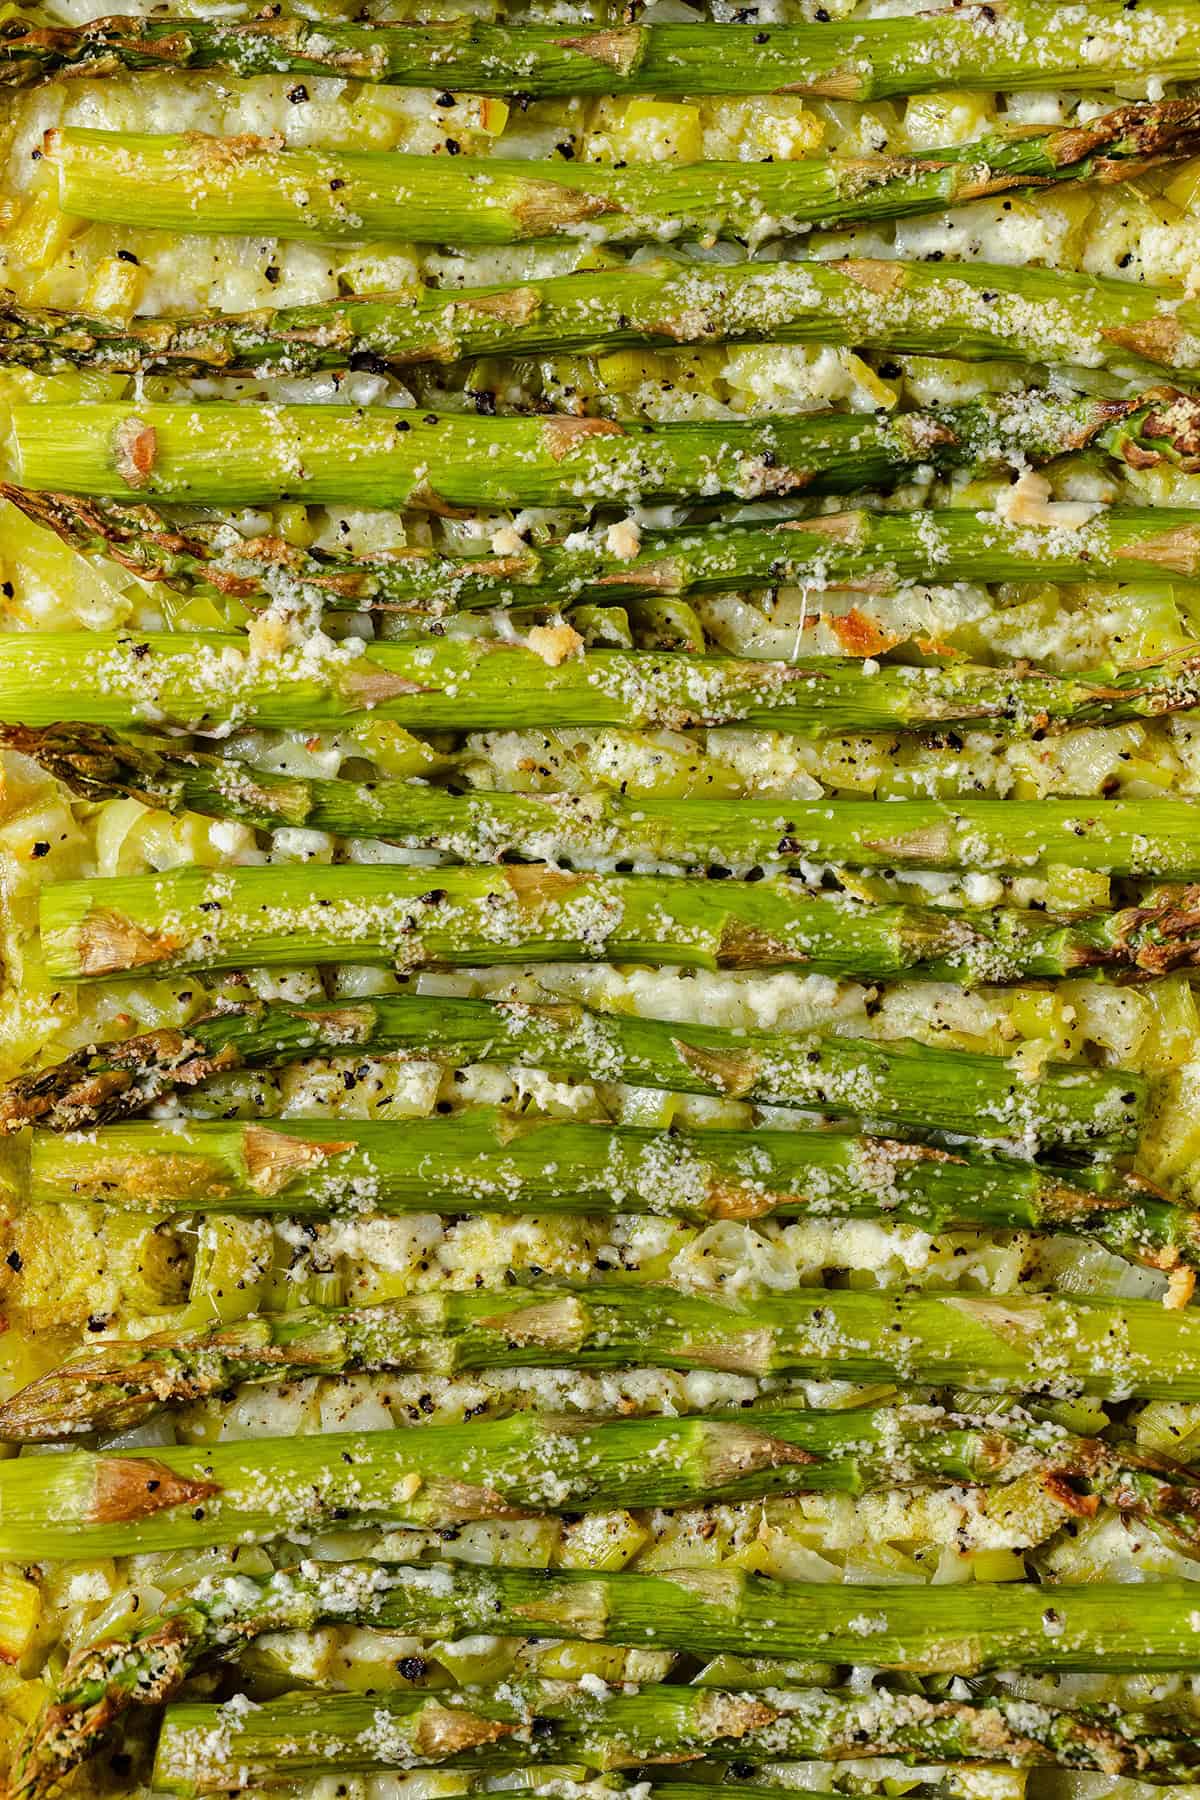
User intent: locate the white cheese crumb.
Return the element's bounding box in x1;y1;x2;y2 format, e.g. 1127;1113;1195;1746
605;517;642;560
526;622;585;666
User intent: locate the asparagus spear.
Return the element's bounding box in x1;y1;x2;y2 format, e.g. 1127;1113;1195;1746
15;721;1200;883
150;1679;1200;1791
25;1109;1187;1267
4;633;1200;739
36;862;1200;984
4;258;1199;384
6;5;1200;97
42;101;1200;247
10;385;1170;511
7;1283;1199;1413
18;1566;1200;1800
4;1404;1184;1542
35;1561;1200;1669
0;985;1149;1151
8;489;1200;617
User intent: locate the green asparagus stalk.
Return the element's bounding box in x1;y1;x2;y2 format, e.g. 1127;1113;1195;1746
0;984;1149;1151
42;101;1200;247
4;633;1200;739
150;1679;1200;1791
15;721;1200;883
18;1566;1200;1800
4;257;1200;384
7;1283;1199;1415
24;1109;1189;1268
4;1405;1186;1543
10;386;1174;511
36;862;1200;984
42;1562;1200;1668
8;489;1200;617
6;5;1200;97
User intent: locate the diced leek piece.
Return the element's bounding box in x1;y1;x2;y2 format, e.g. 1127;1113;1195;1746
611;98;703;163
6;189;81;271
970;1549;1027;1582
559;1510;649;1571
182;1216;273;1327
1041;866;1111;911
342;720;453;778
84;255;145;319
903;91;993;149
274;502;316;549
626;596;706;653
431;1635;521;1684
1135;1400;1200;1458
478;98;509;136
0;1570;40;1665
1165;154;1200;212
569;604;635;648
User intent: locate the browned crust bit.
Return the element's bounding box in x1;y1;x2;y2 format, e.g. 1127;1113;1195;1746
183;128;284;167
412;1705;514;1757
1101;316;1185;364
1110;884;1200;976
502;864;584;908
477;1295;588;1347
595;558;682;591
76;909;177;977
1041;1469;1102;1518
1130;391;1200;469
242;1125;354;1197
833;256;907;295
707;1424;820;1475
697;1692;779;1738
0;1064;134;1132
541;416;626;461
554;28;645;73
776;67;866;99
510;182;619;235
91;1456;219;1523
1114;523;1200;574
705;1181;782;1221
111;415;157;488
673;1039;760;1097
336;664;433;707
829;608;900;657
